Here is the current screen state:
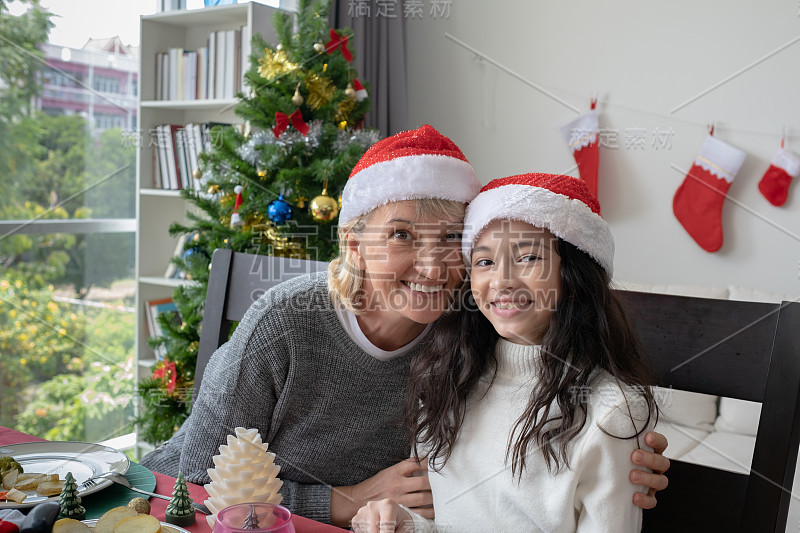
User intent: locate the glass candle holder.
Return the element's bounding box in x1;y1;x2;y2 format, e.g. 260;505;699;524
212;503;296;533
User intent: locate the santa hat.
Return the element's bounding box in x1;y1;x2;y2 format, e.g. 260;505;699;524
462;173;615;276
339;124;482;224
353;79;368;102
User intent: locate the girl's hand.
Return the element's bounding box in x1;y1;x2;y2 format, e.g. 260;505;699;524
630;431;670;509
352;499;414;533
330;458;433;527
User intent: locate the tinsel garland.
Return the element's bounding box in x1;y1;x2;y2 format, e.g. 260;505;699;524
237;121;325;164
304;73;336;110
257;48;298;80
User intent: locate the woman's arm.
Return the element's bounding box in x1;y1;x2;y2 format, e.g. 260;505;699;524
331;458;433;528
630;431;670;509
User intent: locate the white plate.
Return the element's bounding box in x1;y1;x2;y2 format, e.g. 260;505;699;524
82;518;192;532
0;441;129;509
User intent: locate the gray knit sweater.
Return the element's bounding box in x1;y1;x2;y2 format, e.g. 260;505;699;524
140;272;420;524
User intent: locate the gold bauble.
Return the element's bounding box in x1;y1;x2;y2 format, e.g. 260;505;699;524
292;86;304;106
193;168;202;180
344;82;355;99
313;42;325;53
310;191;340;223
207;184;219;194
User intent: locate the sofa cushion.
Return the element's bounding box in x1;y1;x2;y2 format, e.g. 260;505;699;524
657;388;718;432
714;397;761;436
652;419;708;459
679;431;755;475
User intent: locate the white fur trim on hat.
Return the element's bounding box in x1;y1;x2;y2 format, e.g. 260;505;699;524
463;184;615;276
339;154;481;224
694;135;746;183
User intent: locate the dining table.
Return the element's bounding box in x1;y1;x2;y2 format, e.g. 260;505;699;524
0;426;347;532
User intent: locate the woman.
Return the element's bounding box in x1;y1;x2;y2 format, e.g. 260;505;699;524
141;125;669;527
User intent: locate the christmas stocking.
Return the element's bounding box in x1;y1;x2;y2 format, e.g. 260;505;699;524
758;147;799;206
673;135;746;252
561;108;600;204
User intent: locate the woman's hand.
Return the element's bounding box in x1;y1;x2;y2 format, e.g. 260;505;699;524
630;430;670;509
330;458;432;527
351;499;414;533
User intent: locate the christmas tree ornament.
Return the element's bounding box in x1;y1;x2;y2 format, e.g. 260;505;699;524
273;110;309;137
166;472;196;527
345;82;356;99
268;194;293;224
58;472;85;520
304;73;335;110
310;182;340;223
313;42;325;53
325;28;353;61
560;99;600;206
338;120;347;130
291;84;304;106
340;124;482;224
322;63;328;73
207;184;220;195
295;195;307;208
335;98;356;125
673;130;746;252
203;427;283;528
276;43;283;50
353;78;368;101
758;138;799;207
257;48;297;80
193;167;203;182
230;185;244;227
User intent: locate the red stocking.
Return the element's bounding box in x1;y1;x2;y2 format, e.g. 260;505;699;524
561;108;599;205
758;147;799;206
673;135;746;252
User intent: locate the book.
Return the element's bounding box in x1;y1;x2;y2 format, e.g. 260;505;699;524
207;31;216;100
144;297;180;360
215;30;226;100
155;52;163;100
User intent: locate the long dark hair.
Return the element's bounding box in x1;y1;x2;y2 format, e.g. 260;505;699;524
405;237;657;476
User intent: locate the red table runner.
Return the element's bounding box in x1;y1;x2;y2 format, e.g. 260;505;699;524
0;426;345;532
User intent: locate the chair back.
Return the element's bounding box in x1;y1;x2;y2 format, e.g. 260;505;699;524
193;249;328;398
614;290;800;532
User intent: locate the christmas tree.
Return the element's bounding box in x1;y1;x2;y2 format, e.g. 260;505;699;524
58;472;85;520
136;0;380;444
166;472;196;527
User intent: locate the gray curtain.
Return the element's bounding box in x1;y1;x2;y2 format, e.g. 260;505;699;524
329;2;407;138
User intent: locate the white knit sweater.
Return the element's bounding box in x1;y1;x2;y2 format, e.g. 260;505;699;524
409;340;653;532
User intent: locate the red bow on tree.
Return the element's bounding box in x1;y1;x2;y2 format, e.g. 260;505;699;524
273;110;309;137
153;360;178;395
325;29;353;62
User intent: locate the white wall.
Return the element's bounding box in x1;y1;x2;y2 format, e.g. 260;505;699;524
404;0;800;295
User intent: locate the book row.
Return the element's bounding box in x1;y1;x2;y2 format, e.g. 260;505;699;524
154;25;251;101
151;123;228;191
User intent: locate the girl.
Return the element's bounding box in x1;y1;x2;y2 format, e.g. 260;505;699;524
354;173;658;532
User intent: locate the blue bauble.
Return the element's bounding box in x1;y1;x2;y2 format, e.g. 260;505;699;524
267;195;293;224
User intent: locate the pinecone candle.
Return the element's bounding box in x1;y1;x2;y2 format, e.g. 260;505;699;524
166;472;196;527
204;427;283;528
58;472;85;520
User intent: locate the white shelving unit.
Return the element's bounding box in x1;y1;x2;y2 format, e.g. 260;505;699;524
135;2;279;388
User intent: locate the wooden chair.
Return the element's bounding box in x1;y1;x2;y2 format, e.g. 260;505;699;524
193;249;328;398
613;290;800;532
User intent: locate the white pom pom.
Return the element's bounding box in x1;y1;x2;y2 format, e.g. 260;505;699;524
234;185;243;194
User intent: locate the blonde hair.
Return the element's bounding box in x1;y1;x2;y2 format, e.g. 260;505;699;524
328;198;467;313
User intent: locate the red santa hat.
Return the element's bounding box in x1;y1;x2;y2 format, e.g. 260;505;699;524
339;124;482;224
462;173;615;276
353;79;368;102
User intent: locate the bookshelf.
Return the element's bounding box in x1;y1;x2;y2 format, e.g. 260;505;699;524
135;2;280;391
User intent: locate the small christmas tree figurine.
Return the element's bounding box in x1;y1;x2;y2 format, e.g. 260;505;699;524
58;472;85;520
165;472;196;527
243;505;260;530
